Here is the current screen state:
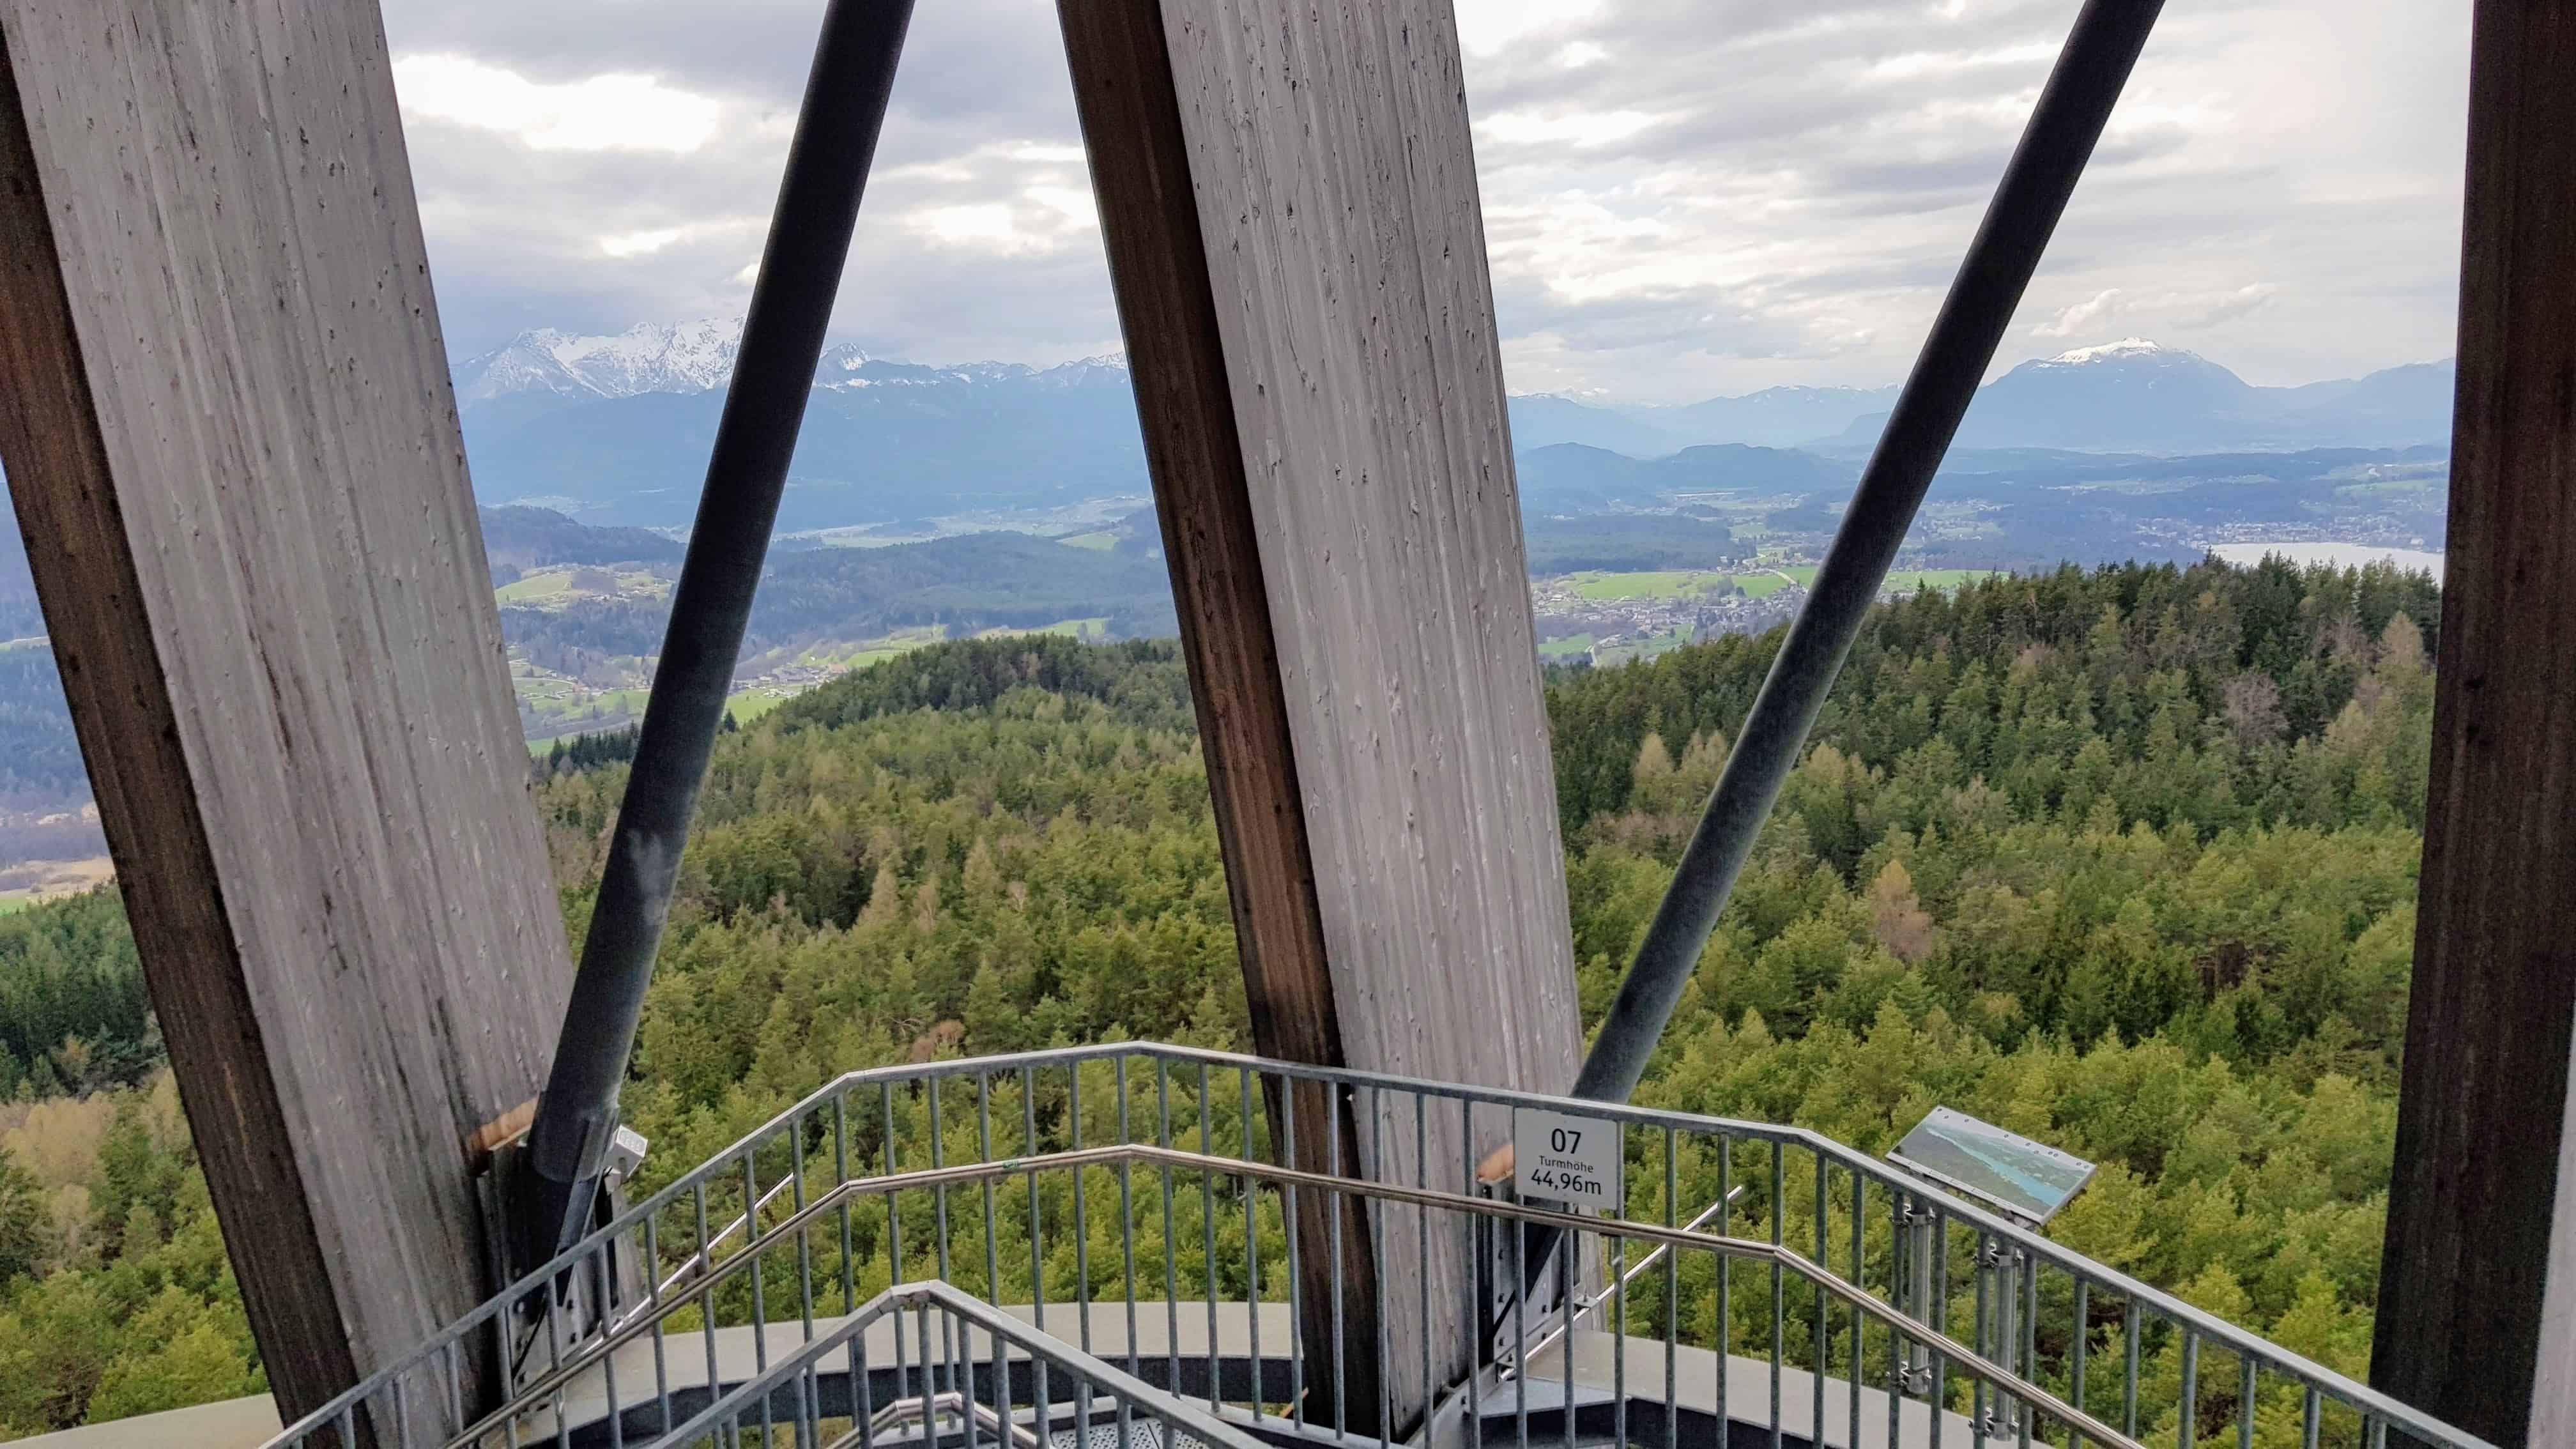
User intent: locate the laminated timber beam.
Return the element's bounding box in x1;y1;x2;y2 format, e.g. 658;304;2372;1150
2373;1;2576;1443
1059;0;1583;1432
0;0;572;1429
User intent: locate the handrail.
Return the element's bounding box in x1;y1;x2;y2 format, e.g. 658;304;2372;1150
1501;1183;1747;1377
458;1141;2142;1449
267;1041;2500;1449
656;1279;1271;1449
859;1391;1045;1449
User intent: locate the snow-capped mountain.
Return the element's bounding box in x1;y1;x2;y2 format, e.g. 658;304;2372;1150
448;319;2450;534
454;325;1147;532
456;317;750;406
454;317;1129;411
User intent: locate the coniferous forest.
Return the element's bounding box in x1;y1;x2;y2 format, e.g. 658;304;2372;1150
0;556;2441;1436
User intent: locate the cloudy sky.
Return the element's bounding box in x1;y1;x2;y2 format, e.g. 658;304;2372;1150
386;0;2470;404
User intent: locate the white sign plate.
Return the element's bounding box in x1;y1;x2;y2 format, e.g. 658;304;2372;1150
1514;1108;1622;1213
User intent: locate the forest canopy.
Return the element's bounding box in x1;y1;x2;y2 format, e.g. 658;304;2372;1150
0;554;2441;1437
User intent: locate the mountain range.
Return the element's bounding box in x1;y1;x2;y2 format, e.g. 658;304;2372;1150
452;319;2454;532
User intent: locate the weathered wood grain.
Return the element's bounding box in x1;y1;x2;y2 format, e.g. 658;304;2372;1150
2373;3;2576;1443
1064;0;1583;1429
1055;0;1384;1425
0;1;573;1427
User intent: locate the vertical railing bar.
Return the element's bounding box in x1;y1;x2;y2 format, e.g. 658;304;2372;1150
1116;1057;1140;1383
1666;1127;1680;1449
1851;1167;1864;1446
643;1211;671;1439
2071;1278;2089;1449
979;1073;1002;1302
2123;1302;2140;1441
1071;1062;1092;1353
1556;1203;1575;1449
1716;1130;1729;1442
1244;1064;1265;1418
2021;1250;2038;1449
1931;1212;1949;1449
916;1300;939;1449
1202;1060;1220;1415
2301;1388;2319;1449
834;1094;859;1407
2239;1354;2256;1449
1814;1148;1827;1447
1770;1137;1783;1449
1612;1218;1628;1449
547;1266;570;1449
1885;1207;1902;1449
2179;1330;2198;1449
1023;1065;1044;1338
1032;1065;1052;1448
696;1181;720;1446
1468;1100;1483;1449
884;1089;911;1434
599;1246;625;1449
445;1338;464;1443
1512;1209;1529;1449
792;1114;817;1353
1160;1062;1179;1401
1286;1077;1306;1431
1330;1085;1347;1440
1972;1229;1989;1438
1416;1090;1431;1449
746;1152;770;1380
1372;1084;1397;1449
929;1075;970;1449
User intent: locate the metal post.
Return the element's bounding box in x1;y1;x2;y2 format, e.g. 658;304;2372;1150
513;0;917;1272
1568;0;2166;1108
1907;1201;1936;1393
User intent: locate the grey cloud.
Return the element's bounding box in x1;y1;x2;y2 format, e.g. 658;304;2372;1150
384;0;2467;401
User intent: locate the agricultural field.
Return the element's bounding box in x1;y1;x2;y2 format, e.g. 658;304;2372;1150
1566;569;1748;601
494;564;671;606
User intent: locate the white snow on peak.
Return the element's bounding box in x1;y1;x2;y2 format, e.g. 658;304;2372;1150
2042;337;2168;365
459;322;1131;404
459;317;744;402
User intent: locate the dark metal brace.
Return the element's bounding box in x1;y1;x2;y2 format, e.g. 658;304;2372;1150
1518;0;2168;1300
513;0;921;1276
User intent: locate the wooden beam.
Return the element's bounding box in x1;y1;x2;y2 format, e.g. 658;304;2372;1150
0;1;572;1429
2373;2;2576;1443
1061;0;1583;1430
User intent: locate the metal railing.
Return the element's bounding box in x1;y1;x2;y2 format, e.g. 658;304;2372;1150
654;1279;1262;1449
263;1044;2494;1449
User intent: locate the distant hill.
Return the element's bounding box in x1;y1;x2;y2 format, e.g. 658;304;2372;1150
479;506;682;581
497;531;1179;668
1517;442;1856;513
452;319;2455;534
1837;341;2454;452
1505;395;1691;456
461;362;1146;533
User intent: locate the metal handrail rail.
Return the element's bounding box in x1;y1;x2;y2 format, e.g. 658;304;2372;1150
460;1140;2139;1449
1501;1183;1748;1377
656;1278;1269;1449
862;1390;1045;1449
266;1042;2499;1449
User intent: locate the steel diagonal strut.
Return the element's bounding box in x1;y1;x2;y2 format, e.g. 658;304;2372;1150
1519;0;2167;1291
512;0;919;1274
